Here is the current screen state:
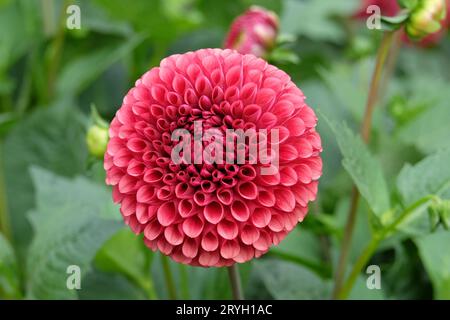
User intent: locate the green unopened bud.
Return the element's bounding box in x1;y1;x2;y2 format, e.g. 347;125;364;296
428;198;450;231
406;0;447;39
86;125;109;158
86;104;109;158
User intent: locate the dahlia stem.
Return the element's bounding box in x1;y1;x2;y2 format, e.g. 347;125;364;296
379;31;402;103
337;196;434;299
0;143;12;242
332;186;360;299
360;31;395;143
46;0;70;100
332;31;396;299
161;255;177;300
140;278;158;300
227;264;244;300
179;264;190;299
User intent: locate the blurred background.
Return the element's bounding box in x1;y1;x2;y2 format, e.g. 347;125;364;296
0;0;450;300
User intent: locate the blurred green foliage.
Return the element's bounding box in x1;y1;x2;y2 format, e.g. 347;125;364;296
0;0;450;300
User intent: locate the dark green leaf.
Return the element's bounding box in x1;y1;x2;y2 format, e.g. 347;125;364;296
0;233;21;299
95;229;156;299
415;232;450;299
322;114;391;216
398;0;419;10
254;259;331;299
397;149;450;205
26;168;121;299
3;101;88;253
56;34;145;97
79;269;146;300
281;0;359;42
270;228;330;277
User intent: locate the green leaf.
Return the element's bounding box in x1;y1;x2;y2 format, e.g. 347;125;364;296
415;232;450;299
398;0;419;10
380;13;409;31
381;13;409;25
332;197;373;262
349;276;386;300
382;243;431;299
318;60;372;123
397;149;450;205
268;47;300;65
281;0;359;42
3;101;88;253
95;229;156;299
55;34;145;97
322;114;390;217
396;93;450;154
79;269;146;300
254;259;331;299
395;150;450;234
26;168;121;299
0;112;17;137
0;233;21;299
0;0;41;71
93;0;200;43
75;0;133;36
270;228;330;277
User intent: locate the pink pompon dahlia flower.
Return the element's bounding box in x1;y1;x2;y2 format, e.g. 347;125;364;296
104;48;322;267
224;6;279;57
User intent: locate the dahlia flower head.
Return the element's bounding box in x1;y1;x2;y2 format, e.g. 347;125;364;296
224;6;279;57
104;48;322;267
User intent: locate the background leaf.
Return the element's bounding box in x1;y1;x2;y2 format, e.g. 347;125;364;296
253;259;331;299
3;101;88;253
415;231;450;299
322;115;390;217
56;34;145;97
0;233;21;299
26;168;121;299
397;148;450;205
94;228;156;299
281;0;358;42
270;228;331;277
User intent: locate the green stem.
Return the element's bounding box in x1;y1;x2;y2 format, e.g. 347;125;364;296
0;143;12;242
46;0;70;100
336;235;381;300
332;31;396;299
17;51;34;115
140;277;158;300
360;31;395;143
40;0;56;37
227;264;244;300
179;264;190;299
337;196;434;299
161;255;177;300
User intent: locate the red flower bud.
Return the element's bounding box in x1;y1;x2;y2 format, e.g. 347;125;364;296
354;0;450;47
224;6;279;57
406;0;447;40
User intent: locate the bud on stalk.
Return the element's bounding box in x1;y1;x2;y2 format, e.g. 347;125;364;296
86;125;109;158
224;6;279;57
86;105;109;158
406;0;447;39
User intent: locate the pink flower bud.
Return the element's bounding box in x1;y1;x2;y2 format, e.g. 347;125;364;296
224;6;279;57
354;0;450;47
406;0;447;39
